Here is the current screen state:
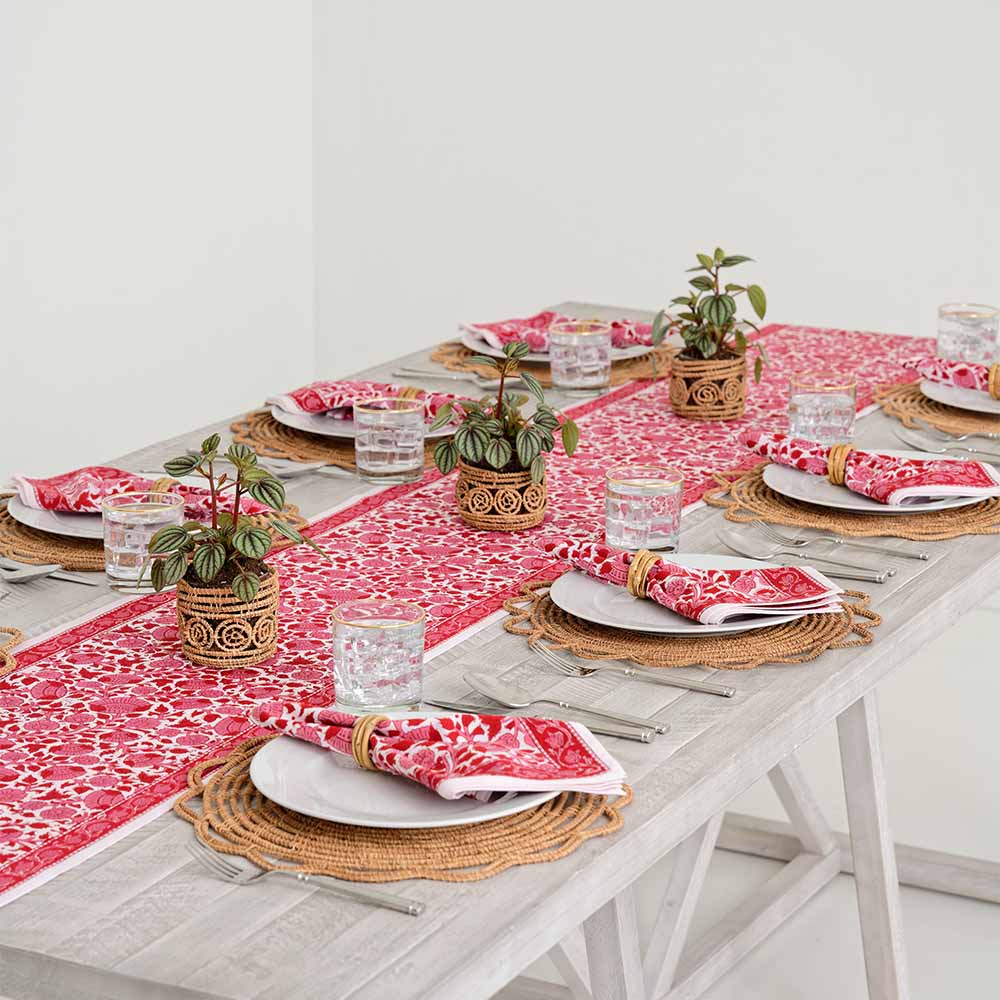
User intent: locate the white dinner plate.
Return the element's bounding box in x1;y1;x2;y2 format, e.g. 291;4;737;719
919;379;1000;416
269;405;454;440
249;727;559;829
763;449;986;515
459;329;651;364
548;554;810;636
6;496;104;540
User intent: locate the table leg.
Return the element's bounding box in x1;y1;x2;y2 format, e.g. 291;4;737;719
582;886;645;1000
837;693;910;1000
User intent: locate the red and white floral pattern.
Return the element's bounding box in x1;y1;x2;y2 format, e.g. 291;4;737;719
252;703;624;800
541;538;840;625
904;355;995;396
267;380;464;423
462;310;654;354
12;467;268;518
739;429;1000;505
0;324;932;900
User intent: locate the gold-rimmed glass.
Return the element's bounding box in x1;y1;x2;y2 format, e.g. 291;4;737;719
937;302;999;364
332;599;426;711
788;371;857;444
353;397;425;484
605;464;683;552
100;491;185;592
549;319;613;394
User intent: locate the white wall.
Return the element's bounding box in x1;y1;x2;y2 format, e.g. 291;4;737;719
2;1;313;474
314;0;1000;377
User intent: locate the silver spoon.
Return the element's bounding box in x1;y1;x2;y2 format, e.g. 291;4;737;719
893;428;1000;462
914;418;1000;443
464;672;668;733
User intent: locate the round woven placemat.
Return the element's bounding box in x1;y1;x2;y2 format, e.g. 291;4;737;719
875;382;1000;436
0;626;24;680
175;737;632;883
703;463;1000;541
503;580;879;671
0;494;307;571
430;341;674;388
231;409;439;469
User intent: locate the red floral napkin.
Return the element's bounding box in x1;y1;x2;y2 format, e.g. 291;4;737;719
904;355;997;397
251;702;625;801
267;379;462;423
12;467;268;519
461;310;653;354
739;429;1000;505
542;538;842;626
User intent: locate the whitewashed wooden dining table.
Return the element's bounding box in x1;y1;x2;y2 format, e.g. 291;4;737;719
2;303;998;1000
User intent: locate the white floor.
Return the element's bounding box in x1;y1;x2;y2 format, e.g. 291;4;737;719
517;596;1000;998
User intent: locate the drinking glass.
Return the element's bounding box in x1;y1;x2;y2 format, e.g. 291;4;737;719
937;303;999;364
354;398;425;484
332;599;425;711
605;465;683;552
101;491;185;592
549;320;613;394
788;371;857;444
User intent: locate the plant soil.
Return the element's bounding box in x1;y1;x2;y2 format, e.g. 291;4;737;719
181;562;272;589
677;346;743;362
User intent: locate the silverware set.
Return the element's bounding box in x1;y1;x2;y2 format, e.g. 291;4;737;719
0;557;98;587
893;426;1000;462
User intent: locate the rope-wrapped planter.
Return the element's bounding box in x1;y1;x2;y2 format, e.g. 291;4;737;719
669;352;746;420
455;461;547;531
176;571;279;668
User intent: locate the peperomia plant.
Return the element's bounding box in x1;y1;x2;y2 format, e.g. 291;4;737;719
651;249;770;381
144;435;325;600
430;341;580;481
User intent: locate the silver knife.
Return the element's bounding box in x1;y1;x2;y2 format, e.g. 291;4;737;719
423;698;660;743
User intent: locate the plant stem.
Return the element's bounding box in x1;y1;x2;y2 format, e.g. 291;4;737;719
495;361;507;421
208;459;217;529
231;471;242;526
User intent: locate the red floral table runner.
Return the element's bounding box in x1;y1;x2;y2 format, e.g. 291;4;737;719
0;324;930;901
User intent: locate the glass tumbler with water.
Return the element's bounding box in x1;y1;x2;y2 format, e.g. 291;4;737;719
354;398;425;484
332;599;425;711
937;303;999;364
550;320;613;393
788;372;857;444
101;491;185;591
605;465;683;552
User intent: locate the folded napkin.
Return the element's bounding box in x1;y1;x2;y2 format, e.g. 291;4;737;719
542;538;842;625
739;429;1000;505
462;310;653;354
904;355;1000;399
267;379;461;423
12;466;269;519
252;702;625;801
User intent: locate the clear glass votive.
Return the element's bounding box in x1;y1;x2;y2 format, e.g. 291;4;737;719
788;371;857;444
605;465;683;552
937;302;999;364
354;397;425;484
549;319;613;394
101;491;185;592
332;599;425;711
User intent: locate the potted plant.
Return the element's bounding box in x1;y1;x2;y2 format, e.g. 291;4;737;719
651;249;769;420
146;435;326;668
430;342;581;530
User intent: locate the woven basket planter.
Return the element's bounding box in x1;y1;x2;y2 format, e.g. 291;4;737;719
669;352;747;420
175;572;279;668
455;460;547;531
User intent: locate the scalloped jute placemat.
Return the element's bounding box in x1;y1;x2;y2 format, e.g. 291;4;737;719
430;341;674;388
0;626;25;680
175;737;632;883
703;463;1000;541
0;494;308;571
503;581;879;671
875;382;1000;436
230;409;439;470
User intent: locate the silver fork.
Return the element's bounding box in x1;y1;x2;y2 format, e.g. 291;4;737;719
750;520;928;562
893;428;1000;461
185;838;424;915
533;644;736;698
914;418;1000;443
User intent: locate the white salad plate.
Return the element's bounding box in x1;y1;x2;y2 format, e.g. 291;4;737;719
269;405;454;440
250;726;559;829
762;449;985;515
6;496;104;540
548;554;809;636
919;379;1000;416
459;329;651;364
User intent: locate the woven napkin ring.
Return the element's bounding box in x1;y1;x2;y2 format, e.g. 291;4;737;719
826;444;853;487
351;714;390;770
150;477;179;494
397;386;421;401
626;549;660;599
989;364;1000;401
